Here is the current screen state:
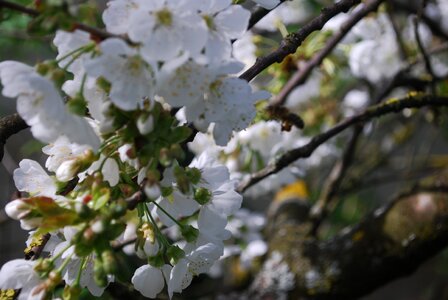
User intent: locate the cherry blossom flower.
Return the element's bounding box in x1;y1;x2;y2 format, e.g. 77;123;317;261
0;259;44;300
0;61;100;149
197;0;250;62
84;38;156;111
127;0;208;62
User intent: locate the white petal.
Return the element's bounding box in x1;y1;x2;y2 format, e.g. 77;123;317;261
132;265;165;298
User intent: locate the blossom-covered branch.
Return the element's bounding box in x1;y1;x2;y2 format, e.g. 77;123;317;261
237;94;448;193
0;0;127;42
270;0;384;106
239;0;362;82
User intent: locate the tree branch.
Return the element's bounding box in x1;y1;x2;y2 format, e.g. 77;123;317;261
239;0;362;82
0;114;28;161
0;0;130;43
237;94;448;193
253;184;448;299
247;0;287;30
308;125;363;236
270;0;384;106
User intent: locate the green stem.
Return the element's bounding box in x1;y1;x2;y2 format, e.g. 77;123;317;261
61;44;95;70
151;200;183;227
56;252;74;273
74;257;86;285
143;204;170;249
55;44;94;64
49;243;72;264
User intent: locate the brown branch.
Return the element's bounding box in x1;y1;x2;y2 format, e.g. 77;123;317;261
386;5;408;61
308;124;363;236
237;94;448;193
413;16;437;94
25;233;51;260
247;0;287;30
391;0;448;42
271;0;384;106
239;0;362;82
253;184;448;299
0;114;28;161
0;0;129;43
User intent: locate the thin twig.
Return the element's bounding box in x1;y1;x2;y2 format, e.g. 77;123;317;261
239;0;362;82
271;0;384;106
247;0;287;30
237;94;448;193
413;16;437;94
386;5;408;61
0;0;130;43
308;124;363;236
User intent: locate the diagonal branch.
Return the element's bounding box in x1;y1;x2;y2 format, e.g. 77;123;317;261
308;124;363;236
0;113;28;161
239;0;362;82
247;0;287;30
253;183;448;299
0;0;129;42
271;0;384;106
237;94;448;193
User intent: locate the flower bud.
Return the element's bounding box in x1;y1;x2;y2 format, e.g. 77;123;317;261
144;183;161;200
186;167;201;185
34;258;54;274
5;199;30;220
51;68;67;88
56;159;80;182
91;220;105;233
137;114;154;135
159;148;172;167
20;217;43;230
63;283;81;300
194;188;212;205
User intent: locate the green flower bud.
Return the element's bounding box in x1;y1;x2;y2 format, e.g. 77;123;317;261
159;147;172;167
50;68;67;88
63;283;82;300
194;187;212;205
186;167;201;185
47;270;62;289
34;258;54;275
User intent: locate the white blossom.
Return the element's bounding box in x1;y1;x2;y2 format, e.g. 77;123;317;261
0;61;100;149
14;159;57;197
0;259;44;300
132;264;166;298
127;0;208;62
84;38;156;111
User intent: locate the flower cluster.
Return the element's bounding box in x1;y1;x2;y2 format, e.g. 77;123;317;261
0;0;274;299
